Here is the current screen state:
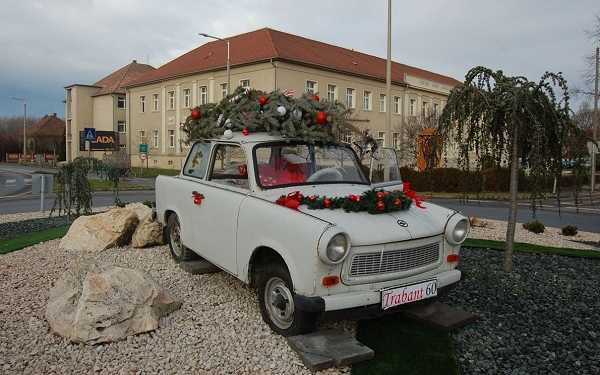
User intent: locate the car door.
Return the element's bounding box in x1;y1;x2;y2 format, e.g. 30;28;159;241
190;143;249;274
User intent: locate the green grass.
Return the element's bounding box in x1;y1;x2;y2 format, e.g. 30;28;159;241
463;238;600;259
1;226;70;254
353;314;461;375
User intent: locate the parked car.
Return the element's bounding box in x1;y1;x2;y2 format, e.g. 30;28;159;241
155;132;469;336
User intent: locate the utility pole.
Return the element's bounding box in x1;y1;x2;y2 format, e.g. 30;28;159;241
385;0;392;148
592;39;599;191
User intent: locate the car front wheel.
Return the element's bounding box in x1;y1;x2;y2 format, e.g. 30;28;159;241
258;263;317;336
166;213;198;262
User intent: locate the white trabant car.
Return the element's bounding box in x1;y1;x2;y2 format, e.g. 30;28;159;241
155;132;469;336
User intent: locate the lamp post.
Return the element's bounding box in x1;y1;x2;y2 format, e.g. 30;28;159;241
591;39;599;192
10;96;26;163
199;32;230;95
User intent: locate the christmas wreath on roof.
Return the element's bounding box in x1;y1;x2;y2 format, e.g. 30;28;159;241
180;87;356;144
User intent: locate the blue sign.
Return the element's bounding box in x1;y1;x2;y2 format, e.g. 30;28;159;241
84;127;96;141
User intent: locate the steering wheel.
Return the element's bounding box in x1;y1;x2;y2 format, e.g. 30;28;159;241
307;168;343;182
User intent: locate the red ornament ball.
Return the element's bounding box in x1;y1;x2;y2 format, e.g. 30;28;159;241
324;198;331;208
191;108;201;120
242;128;249;136
311;94;320;101
349;194;356;201
259;95;268;105
315;111;328;124
309;196;316;202
377;191;385;199
394;199;402;206
355;196;361;202
377;201;385;211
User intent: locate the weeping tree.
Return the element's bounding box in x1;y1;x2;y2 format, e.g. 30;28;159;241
439;66;585;273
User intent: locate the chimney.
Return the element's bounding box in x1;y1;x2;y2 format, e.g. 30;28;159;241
133;60;137;63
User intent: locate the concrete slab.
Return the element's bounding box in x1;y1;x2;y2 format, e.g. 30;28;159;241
403;301;478;332
179;259;222;275
287;329;374;372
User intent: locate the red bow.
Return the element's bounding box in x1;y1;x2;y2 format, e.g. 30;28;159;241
276;191;304;210
403;182;428;209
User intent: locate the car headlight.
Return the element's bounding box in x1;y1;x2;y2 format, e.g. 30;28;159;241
445;214;470;245
318;229;350;265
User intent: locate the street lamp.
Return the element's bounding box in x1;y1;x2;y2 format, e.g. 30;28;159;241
10;96;26;163
199;32;230;96
591;39;599;191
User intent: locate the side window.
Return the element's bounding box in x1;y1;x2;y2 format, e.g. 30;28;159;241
208;144;249;189
183;142;211;179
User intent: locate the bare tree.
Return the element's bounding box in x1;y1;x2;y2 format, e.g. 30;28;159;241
573;12;600;99
396;109;440;169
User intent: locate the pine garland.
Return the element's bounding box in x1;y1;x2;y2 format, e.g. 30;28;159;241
276;189;413;214
180;87;355;144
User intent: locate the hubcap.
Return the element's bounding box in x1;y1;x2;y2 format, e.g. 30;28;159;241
170;223;182;257
265;277;294;329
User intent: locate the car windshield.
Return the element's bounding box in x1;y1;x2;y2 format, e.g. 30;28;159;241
254;142;369;188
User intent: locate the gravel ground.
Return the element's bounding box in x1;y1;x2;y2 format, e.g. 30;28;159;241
1;212;599;374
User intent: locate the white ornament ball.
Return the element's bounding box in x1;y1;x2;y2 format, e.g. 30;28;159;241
277;106;287;116
293;108;302;118
224;129;233;139
225;118;232;127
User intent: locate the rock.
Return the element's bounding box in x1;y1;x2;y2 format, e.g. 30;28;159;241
131;214;164;248
59;208;139;251
45;260;182;345
124;202;153;221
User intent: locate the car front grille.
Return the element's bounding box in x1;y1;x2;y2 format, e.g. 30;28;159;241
348;241;440;278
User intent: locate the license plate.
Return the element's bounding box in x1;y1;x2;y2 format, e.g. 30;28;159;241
381;279;437;310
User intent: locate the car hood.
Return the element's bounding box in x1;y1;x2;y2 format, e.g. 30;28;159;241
258;186;459;245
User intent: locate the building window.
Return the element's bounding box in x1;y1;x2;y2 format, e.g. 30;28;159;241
117;96;126;109
306;80;317;94
152;130;159;148
153;93;159;111
433;103;439;114
240;79;251;88
168;91;175;110
393;132;400;149
168;130;175;148
410;99;416;116
183;89;191;108
379;94;386;112
327;84;337;101
139;130;146;143
346;88;355;108
117;121;126;133
140;96;146;113
200;86;208;105
220;83;227;99
377;131;385;146
363;91;372;110
422;102;428;116
393;96;401;114
342;133;353;144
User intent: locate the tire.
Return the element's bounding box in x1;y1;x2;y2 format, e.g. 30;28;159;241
258;262;317;336
166;213;199;262
127;169;136;179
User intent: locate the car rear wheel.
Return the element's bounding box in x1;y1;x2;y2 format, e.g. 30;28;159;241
258;263;317;336
167;213;198;262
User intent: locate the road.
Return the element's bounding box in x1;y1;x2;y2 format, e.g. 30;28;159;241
1;163;599;234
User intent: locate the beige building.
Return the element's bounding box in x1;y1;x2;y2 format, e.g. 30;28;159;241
67;28;461;169
64;61;155;162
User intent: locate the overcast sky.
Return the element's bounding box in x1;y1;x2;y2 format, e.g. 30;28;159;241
1;0;598;119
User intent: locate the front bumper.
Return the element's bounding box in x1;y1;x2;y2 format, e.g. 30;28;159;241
294;269;461;314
